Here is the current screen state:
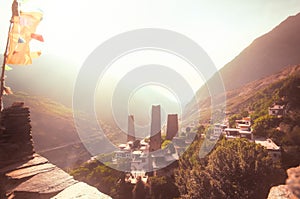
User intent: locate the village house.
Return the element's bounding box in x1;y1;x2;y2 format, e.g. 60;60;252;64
268;104;286;118
113;105;183;183
254;138;281;163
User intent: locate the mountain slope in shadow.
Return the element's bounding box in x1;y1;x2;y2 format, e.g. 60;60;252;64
184;13;300;122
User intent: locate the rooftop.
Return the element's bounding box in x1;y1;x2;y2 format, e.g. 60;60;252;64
225;128;240;132
255;138;280;150
269;104;285;110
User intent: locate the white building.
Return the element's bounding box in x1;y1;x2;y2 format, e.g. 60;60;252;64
211;123;227;140
235;117;251;128
224;128;240;139
255;138;281;163
224;128;253;140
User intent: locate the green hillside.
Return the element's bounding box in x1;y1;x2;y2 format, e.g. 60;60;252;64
184;65;300;124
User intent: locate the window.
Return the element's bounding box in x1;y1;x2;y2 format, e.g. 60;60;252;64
126;153;131;158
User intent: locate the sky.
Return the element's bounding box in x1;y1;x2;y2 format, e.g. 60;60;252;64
0;1;300;125
1;0;300;70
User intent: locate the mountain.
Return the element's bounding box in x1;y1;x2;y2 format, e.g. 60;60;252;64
3;92;126;169
225;64;300;114
2;54;78;107
184;13;300;122
2;92;88;168
2;12;300;168
220;12;300;91
185;64;300;124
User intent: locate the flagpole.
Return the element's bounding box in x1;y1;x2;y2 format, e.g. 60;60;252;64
0;0;17;111
0;21;13;111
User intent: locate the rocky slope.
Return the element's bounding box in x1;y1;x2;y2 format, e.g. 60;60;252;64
220;12;300;91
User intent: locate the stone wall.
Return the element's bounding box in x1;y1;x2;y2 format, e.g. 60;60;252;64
0;103;111;199
0;102;34;168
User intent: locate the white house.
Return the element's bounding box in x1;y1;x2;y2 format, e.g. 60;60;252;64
255;138;281;163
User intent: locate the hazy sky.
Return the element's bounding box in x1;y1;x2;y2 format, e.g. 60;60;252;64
1;1;299;132
0;0;300;70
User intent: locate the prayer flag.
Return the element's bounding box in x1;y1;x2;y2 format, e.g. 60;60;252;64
31;33;44;42
6;10;43;65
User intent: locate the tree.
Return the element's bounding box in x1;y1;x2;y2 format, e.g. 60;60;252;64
175;139;285;199
205;139;282;198
279;75;300;108
228;114;242;128
241;110;249;118
149;176;179;199
161;140;172;149
132;176;146;199
69;160;124;198
161;140;176;153
174;134;205;197
117;175;133;199
252;115;279;137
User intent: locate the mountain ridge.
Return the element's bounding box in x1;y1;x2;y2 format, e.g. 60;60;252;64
220;12;300;91
184;12;300;122
184;64;300;124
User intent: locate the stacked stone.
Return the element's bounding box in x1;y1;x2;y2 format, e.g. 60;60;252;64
0;102;34;168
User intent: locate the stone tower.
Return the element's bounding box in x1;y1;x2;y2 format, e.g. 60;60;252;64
166;114;178;140
127;115;135;142
149;105;162;152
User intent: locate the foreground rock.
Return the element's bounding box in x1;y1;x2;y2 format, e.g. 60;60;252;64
52;182;112;199
0;153;112;199
286;166;300;199
0;103;111;198
268;166;300;199
268;185;293;199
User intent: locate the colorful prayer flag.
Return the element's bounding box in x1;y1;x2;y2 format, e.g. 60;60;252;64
30;51;41;58
6;10;43;65
4;65;13;71
31;33;44;42
18;37;26;43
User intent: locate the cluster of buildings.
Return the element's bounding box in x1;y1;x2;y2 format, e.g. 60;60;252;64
223;117;253;140
111;105;283;183
112;105;188;181
212;117;281;163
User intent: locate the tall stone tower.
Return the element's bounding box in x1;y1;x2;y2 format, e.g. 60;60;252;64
166;114;178;140
127;115;135;142
149;105;162;152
